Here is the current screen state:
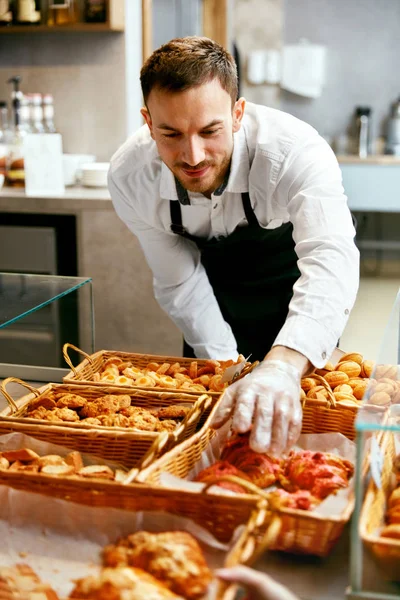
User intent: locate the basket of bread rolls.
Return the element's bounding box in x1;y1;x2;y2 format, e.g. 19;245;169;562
62;343;257;399
0;377;212;469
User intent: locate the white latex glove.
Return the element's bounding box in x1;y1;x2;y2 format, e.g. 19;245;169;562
215;565;300;600
212;359;302;455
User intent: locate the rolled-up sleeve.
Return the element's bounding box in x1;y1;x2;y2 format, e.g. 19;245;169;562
108;172;238;359
273;135;360;368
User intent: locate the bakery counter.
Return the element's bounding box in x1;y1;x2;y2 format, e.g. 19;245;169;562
0;186;113;212
0;187;182;359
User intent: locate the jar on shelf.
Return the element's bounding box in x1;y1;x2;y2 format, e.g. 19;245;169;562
0;0;13;25
84;0;106;23
47;0;79;25
14;0;42;25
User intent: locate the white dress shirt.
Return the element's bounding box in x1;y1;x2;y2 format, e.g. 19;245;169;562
108;102;359;368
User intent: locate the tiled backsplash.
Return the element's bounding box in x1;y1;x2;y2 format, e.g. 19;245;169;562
0;32;127;161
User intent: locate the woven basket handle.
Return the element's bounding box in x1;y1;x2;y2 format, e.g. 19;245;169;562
63;343;93;376
122;431;172;485
1;377;41;414
175;393;212;439
302;373;336;408
201;474;271;500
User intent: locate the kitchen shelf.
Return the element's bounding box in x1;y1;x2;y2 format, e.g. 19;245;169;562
0;23;123;33
0;0;124;33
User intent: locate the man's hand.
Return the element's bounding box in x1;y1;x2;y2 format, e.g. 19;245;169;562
211;358;303;455
215;565;300;600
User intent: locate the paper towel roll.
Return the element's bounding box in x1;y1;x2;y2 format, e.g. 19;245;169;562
247;50;267;85
281;40;326;98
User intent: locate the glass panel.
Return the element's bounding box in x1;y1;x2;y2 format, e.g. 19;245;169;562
0;273;94;374
0;273;91;328
356;287;400;433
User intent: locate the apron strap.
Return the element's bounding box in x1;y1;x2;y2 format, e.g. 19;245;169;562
170;191;260;240
241;191;260;227
169;200;200;242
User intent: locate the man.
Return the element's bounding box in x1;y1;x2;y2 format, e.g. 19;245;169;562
108;37;359;455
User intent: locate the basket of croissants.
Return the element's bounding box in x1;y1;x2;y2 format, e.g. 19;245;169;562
135;399;356;557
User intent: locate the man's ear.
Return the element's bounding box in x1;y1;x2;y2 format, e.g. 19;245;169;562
232;97;246;133
141;107;154;139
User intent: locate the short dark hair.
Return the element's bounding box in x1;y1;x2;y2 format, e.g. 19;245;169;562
140;36;238;106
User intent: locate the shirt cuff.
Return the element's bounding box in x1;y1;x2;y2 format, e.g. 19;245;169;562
272;314;340;369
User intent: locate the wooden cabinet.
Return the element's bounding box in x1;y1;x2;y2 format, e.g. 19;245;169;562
142;0;229;61
0;0;125;33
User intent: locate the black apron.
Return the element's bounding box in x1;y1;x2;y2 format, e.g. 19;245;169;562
170;192;300;361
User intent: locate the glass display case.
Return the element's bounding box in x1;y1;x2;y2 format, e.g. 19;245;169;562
0;273;94;382
347;287;400;599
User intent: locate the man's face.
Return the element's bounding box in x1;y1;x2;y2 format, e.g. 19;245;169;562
141;78;245;198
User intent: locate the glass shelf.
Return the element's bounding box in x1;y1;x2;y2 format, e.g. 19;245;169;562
348;286;400;600
0;273;91;329
0;273;94;381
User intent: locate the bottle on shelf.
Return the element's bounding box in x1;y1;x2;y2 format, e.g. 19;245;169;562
5;76;28;188
14;0;42;25
84;0;106;23
47;0;78;25
42;93;57;133
27;93;45;133
0;0;13;25
0;100;10;176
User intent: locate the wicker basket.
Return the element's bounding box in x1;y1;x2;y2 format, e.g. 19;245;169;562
300;373;358;441
136;391;357;557
62;343;256;401
0;377;212;469
360;430;400;579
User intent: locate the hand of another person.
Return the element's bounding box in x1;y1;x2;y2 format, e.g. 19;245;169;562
211;359;302;455
215;565;300;600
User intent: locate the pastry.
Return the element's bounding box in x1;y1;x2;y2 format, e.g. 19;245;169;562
194;460;252;493
155;419;178;432
267;489;320;511
27;396;57;412
388;487;400;509
97;414;130;428
2;449;40;463
102;531;212;599
53;407;80;422
278;450;353;499
41;463;75;477
233;452;282;488
69;567;183;600
156;406;190;420
0;564;59;600
77;465;115;480
65;451;84;472
38;455;66;467
55;394;87;410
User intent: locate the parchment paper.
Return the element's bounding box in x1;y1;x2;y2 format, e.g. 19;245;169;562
159;427;355;517
0;482;242;600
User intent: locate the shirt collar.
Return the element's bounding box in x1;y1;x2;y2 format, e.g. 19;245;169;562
159;124;250;204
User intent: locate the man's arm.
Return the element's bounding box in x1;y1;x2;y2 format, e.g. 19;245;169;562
212;135;359;454
108;173;238;359
273;134;360;368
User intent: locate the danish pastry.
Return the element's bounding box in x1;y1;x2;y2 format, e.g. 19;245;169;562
194;460;252;493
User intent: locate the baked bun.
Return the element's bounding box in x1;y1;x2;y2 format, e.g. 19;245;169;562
0;564;59;600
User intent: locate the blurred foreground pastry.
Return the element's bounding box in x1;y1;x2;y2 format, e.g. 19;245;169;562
70;567;183;600
0;564;59;600
102;530;212;599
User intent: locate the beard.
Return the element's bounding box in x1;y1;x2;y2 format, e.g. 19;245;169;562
172;152;232;196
